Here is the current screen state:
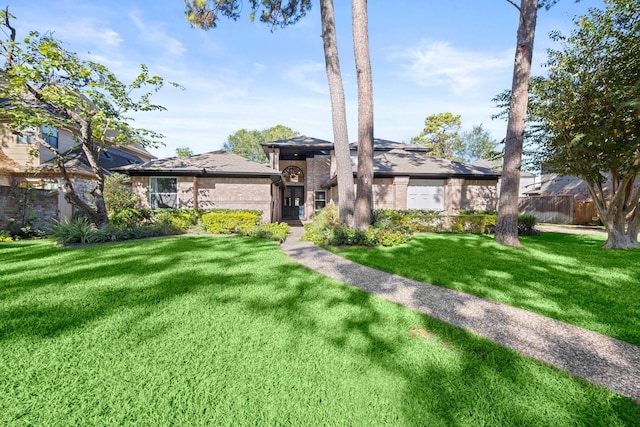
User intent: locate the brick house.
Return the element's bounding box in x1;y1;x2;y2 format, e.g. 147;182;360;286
119;136;500;223
0;124;154;227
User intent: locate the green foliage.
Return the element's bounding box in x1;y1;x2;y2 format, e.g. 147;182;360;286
175;147;194;158
49;217;97;244
411;112;464;161
518;214;539;236
304;205;413;247
0;230;18;242
0;17;176;226
461;124;501;163
184;0;312;30
527;0;640;246
450;210;497;234
239;222;290;242
104;173;140;218
202;210;261;234
223;125;299;162
373;209;445;233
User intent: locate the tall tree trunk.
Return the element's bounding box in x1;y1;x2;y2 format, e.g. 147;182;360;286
496;0;539;247
352;0;374;230
320;0;354;226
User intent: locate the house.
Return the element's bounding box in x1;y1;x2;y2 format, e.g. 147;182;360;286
520;174;602;225
119;136;501;223
0;123;154;228
471;158;538;197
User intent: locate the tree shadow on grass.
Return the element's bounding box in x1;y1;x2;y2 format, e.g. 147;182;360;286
337;232;640;346
1;236;638;425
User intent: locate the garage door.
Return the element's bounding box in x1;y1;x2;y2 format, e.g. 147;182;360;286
407;179;444;210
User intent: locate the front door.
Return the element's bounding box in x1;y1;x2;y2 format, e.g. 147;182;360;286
282;186;304;220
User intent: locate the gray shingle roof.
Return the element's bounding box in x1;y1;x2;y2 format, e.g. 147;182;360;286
371;149;501;177
39;146;146;176
262;135;334;148
116;150;280;177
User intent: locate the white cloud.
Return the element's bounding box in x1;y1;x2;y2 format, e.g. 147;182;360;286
128;11;186;56
389;39;513;95
283;62;328;95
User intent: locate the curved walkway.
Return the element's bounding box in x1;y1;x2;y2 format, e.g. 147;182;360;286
281;227;640;403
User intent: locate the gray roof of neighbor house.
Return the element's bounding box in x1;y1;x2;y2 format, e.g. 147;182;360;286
38;146;146;177
471;158;536;178
262;135;334;149
115;150;281;178
371;149;501;177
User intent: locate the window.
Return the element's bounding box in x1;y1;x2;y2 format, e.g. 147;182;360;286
150;177;178;208
282;166;304;183
41;125;58;148
16;125;58;148
314;191;326;211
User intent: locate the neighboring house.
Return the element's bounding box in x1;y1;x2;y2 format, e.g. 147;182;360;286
0;123;154;227
119;136;501;223
471;158;538;197
521;174;604;224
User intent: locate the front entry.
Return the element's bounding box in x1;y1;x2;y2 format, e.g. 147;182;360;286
282;186;304;220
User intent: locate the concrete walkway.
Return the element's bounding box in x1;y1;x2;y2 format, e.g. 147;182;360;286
281;226;640;403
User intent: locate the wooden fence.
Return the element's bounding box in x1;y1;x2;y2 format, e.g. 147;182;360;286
518;195;573;224
518;196;600;225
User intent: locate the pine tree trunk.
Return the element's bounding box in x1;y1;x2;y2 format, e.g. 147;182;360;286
352;0;374;231
495;0;539;247
320;0;354;226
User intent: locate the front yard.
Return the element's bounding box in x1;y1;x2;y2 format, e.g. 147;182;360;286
334;232;640;347
1;236;638;425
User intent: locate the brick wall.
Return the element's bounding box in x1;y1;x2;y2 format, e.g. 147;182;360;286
0;185;59;230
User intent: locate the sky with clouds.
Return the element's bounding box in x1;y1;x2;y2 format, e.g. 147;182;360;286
4;0;604;159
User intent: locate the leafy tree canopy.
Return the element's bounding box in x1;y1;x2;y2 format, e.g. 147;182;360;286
529;0;640;248
224;124;299;162
411;113;500;163
176;147;194;158
0;9;176;226
185;0;312;30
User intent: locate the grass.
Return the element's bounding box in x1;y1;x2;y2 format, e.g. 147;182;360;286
0;236;638;425
333;232;640;347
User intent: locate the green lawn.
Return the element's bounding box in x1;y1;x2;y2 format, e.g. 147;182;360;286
1;236;638;425
334;232;640;347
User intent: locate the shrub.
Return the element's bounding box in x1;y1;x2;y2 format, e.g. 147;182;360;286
0;230;17;242
239;223;290;242
104;173;140;217
372;209;444;233
49;217;96;244
302;204;340;244
202;210;261;234
450;210;497;234
518;214;539;236
364;227;412;247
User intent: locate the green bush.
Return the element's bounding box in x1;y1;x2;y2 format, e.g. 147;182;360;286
302;204;340;244
0;230;17;242
239;223;290;242
364;227;412;246
450;211;497;234
49;217;96;244
202;211;261;234
373;209;444;233
518;214;539;236
104;173;140;218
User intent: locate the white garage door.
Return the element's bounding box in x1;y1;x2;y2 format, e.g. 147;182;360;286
407;179;444;210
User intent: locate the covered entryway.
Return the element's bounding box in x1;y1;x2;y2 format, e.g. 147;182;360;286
407;179;444;210
282;185;305;220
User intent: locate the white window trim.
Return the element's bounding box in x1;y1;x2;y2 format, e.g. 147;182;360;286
149;176;179;209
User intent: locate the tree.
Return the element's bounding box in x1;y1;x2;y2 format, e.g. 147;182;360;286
461;124;501;163
411;112;465;161
352;0;374;230
320;0;355;226
530;0;640;248
224;125;299;162
185;0;358;226
176;147;194;157
0;10;172;227
495;0;541;247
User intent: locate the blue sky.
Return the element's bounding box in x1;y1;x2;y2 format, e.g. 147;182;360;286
5;0;604;159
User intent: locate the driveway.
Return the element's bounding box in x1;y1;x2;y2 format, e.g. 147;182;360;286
537;224;607;236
